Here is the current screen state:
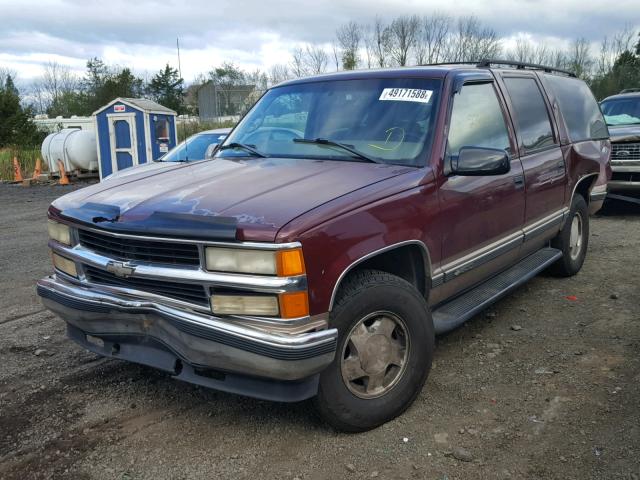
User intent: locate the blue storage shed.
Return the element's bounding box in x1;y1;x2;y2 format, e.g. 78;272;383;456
93;98;177;179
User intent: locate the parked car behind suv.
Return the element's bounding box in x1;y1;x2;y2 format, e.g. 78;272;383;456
38;60;610;432
102;128;231;181
600;89;640;193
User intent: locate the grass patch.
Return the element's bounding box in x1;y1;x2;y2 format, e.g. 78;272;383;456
0;147;44;181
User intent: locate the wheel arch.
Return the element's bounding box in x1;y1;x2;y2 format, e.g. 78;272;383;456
328;240;432;312
571;173;598;205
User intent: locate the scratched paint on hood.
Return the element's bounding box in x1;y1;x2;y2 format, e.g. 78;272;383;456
52;157;414;241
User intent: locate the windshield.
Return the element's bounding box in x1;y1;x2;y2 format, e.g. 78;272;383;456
600;98;640;126
216;78;442;166
160;132;227;162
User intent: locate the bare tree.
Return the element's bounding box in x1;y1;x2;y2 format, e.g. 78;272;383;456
268;64;291;86
330;41;341;71
387;15;420;66
41;62;78;105
303;45;328;75
30;79;49;114
372;17;391;68
447;16;501;62
550;49;569;70
336;21;362;70
568;38;593;78
363;23;375;68
596;26;636;76
290;47;307;78
416;13;451;64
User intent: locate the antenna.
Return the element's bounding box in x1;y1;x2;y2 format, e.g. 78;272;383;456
177;37;189;161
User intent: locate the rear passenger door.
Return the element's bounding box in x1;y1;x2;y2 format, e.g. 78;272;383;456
499;74;566;228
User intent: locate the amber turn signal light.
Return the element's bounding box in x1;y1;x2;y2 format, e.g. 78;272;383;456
278;291;309;319
276;248;305;277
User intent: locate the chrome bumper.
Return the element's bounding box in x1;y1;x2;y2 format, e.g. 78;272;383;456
608;180;640;192
609;164;640;192
37;275;337;390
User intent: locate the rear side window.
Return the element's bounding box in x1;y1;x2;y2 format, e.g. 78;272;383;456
503;77;556;152
544;75;609;141
447;82;511;155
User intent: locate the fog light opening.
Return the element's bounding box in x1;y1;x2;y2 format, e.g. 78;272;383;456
86;335;104;348
111;343;120;355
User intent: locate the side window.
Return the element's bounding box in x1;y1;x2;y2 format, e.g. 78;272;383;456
544;75;608;141
447;82;511;156
503;77;556;152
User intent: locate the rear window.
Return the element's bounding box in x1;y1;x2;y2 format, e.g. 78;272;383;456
544;75;608;141
503;77;556;152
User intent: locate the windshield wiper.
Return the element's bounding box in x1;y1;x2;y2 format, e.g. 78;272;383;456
218;142;268;158
293;138;381;164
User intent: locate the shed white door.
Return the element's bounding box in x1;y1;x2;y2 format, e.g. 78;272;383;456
107;113;138;172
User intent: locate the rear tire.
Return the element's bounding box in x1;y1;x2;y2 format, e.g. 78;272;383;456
313;270;434;432
549;194;589;277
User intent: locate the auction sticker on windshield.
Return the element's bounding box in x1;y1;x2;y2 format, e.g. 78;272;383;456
379;88;433;104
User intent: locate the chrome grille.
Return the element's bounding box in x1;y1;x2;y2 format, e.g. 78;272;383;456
78;229;201;266
83;265;209;306
611;142;640;162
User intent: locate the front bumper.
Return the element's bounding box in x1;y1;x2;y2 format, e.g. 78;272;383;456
609;165;640;192
37;275;337;401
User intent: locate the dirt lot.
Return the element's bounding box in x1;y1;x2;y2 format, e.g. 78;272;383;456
0;183;638;480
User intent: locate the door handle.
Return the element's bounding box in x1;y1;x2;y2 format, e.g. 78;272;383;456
514;174;525;189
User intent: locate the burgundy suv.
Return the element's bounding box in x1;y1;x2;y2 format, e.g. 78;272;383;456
38;60;611;432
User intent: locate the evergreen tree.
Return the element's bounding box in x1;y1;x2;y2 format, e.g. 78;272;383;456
148;64;185;113
0;75;41;147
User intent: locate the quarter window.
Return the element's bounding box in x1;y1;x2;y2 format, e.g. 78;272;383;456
544;75;608;140
503;77;556;152
447;82;511;156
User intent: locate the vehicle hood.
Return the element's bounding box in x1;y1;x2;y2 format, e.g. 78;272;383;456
102;161;185;181
53;157;414;241
608;124;640;143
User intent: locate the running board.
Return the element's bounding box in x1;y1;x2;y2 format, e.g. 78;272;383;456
432;247;562;335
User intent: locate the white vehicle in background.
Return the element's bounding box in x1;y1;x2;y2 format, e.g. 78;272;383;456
102;128;232;181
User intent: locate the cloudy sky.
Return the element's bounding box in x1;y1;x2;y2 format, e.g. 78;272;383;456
1;0;639;84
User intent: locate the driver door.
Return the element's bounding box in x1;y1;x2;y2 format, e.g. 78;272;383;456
436;81;525;301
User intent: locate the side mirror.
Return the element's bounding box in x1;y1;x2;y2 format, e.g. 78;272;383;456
451;147;510;176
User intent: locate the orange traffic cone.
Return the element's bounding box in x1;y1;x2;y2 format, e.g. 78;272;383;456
57;159;70;185
13;157;23;182
32;157;42;179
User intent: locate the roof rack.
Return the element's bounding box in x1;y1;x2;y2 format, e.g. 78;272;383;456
421;59;576;77
620;88;640;94
476;59;576;77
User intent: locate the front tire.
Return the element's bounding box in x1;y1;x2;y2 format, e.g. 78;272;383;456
549;194;589;277
313;270;434;432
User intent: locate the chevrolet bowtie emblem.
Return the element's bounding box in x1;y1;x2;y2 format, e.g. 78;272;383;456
106;261;136;278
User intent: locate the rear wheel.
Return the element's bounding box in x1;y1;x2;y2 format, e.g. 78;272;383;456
549;194;589;276
313;270;434;432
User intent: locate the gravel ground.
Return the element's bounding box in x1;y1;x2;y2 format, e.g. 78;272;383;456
0;183;638;480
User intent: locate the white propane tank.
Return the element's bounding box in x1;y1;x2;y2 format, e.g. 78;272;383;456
41;128;98;174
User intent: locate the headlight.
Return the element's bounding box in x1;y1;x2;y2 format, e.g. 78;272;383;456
48;220;72;246
205;247;305;276
211;294;280;316
52;253;77;277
